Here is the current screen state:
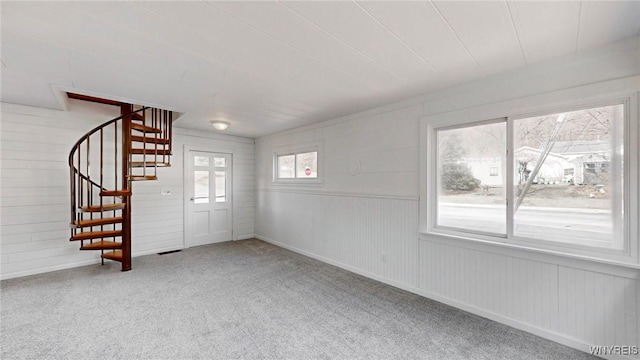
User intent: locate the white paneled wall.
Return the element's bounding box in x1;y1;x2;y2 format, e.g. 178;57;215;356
419;241;559;331
257;190;419;286
1;101;120;277
417;238;640;356
0;101;255;279
255;37;640;358
171;127;255;241
558;267;639;350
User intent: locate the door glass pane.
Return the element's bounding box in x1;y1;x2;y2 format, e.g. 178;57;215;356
214;157;226;168
278;155;295;178
194;156;209;167
513;104;624;248
296;152;318;178
437;122;506;235
194;170;209;204
215;171;226;202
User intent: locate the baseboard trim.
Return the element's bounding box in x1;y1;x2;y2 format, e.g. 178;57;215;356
255;234;422;294
132;245;184;258
1;245;186;281
415;290;593;357
1;258;100;281
255;234;627;360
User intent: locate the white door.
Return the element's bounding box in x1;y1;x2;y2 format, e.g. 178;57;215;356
186;151;232;247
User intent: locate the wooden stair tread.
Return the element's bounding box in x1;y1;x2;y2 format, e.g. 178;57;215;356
131;123;161;133
69;104;174;271
131;148;171;155
100;189;131;197
80;240;123;250
73;216;123;228
101;250;123;262
130;135;170;144
128;175;157;181
71;229;122;241
130;161;171;168
80;203;125;212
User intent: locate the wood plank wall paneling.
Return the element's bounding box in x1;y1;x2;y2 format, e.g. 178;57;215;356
258;188;640;357
1;101;120;275
0;102;255;279
559;267;640;356
254;38;640;357
2;35;639;359
171;127;255;240
420;241;560;331
383;198;419;287
256;190;419;287
637;284;640;359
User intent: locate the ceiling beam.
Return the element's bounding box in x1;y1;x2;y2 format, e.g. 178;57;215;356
67;92;123;106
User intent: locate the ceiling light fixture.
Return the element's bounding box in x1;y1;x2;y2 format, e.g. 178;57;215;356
210;120;230;131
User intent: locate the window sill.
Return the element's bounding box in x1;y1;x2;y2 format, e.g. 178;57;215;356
272;179;323;187
419;231;640;279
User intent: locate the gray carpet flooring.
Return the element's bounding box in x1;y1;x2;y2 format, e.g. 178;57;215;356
1;239;598;359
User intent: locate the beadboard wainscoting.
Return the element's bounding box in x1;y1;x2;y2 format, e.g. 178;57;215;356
256;189;420;288
419;238;640;357
255;37;640;359
257;188;640;358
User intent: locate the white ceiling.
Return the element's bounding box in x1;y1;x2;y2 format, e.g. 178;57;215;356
1;1;638;138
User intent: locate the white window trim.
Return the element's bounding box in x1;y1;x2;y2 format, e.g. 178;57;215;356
419;76;639;267
272;141;323;186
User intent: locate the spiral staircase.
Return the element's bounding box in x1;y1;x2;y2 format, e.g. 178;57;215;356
69;97;172;271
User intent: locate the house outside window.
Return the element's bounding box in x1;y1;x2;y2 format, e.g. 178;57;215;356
426;99;631;260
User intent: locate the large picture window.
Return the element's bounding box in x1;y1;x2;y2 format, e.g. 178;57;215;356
433;102;626;252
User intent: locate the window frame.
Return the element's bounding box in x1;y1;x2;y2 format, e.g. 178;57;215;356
434;117;508;239
505;101;627;253
272;141;323;186
420;85;639;266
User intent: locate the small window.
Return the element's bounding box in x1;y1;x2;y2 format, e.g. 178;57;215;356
295;152;318;178
277;151;317;179
193;170;209;204
214;157;226;168
274;145;321;184
214;171;226;202
194;156;209;167
277;154;295;179
489;167;499;176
